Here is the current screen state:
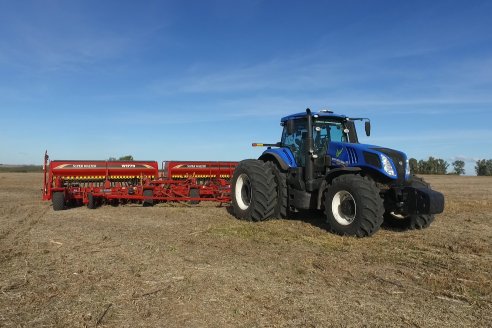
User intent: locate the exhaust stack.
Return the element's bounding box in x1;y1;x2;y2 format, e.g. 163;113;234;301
304;108;315;190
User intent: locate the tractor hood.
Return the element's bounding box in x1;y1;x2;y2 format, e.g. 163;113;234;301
328;141;409;182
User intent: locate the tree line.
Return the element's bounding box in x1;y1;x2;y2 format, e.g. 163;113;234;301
409;157;450;175
475;159;492;176
409;157;492;176
108;155;134;161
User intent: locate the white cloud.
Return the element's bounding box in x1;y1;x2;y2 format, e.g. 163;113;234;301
145;42;492;118
369;129;492;143
0;4;171;73
451;156;481;163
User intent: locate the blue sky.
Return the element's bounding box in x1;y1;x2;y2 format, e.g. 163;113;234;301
0;0;491;174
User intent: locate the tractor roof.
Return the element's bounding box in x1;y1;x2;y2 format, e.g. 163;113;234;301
281;110;348;122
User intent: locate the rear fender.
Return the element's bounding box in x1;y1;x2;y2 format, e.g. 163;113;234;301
259;148;297;170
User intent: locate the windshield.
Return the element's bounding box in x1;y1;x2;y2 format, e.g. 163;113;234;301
313;120;348;143
281;119;348;146
281;119;350;165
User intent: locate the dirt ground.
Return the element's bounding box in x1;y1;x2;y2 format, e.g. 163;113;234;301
0;173;490;327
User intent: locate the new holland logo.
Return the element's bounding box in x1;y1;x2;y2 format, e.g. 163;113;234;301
335;148;343;158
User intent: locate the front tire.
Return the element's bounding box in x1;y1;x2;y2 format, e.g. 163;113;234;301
324;175;384;237
232;160;277;221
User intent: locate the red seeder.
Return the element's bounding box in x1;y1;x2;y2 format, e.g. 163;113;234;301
42;151;238;209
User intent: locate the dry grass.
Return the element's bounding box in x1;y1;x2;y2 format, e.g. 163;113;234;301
0;173;491;327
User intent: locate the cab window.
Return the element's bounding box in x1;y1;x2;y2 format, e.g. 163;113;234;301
281;119;307;166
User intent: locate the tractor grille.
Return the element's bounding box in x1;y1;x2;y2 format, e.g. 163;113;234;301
372;148;406;183
363;152;381;169
346;147;359;164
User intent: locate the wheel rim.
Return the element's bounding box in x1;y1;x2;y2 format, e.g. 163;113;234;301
332;190;356;225
235;173;252;210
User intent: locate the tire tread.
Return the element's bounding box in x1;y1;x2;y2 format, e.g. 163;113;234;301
232;159;277;221
52;192;65;211
324;174;384;237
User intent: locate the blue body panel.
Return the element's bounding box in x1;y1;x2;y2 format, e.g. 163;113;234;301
328;142;407;180
261;148;297;168
261;142;408;181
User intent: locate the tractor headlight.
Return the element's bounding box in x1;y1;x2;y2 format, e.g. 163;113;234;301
381;154;396;177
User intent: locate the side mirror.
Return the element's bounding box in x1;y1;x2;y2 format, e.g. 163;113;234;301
286;120;296;135
365;121;371;137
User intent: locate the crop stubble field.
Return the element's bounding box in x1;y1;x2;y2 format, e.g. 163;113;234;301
0;173;490;327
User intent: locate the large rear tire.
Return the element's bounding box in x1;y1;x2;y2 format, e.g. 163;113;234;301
232;159;277;221
264;161;289;219
384;177;435;230
324;175;384;237
52;192;65;211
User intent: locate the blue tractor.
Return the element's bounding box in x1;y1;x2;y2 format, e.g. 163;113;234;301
231;108;445;237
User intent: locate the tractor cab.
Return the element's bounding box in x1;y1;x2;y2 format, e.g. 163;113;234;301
272;110;381;184
280;111;361;170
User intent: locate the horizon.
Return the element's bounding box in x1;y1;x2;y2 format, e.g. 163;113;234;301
1;1;491;175
0;155;486;177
